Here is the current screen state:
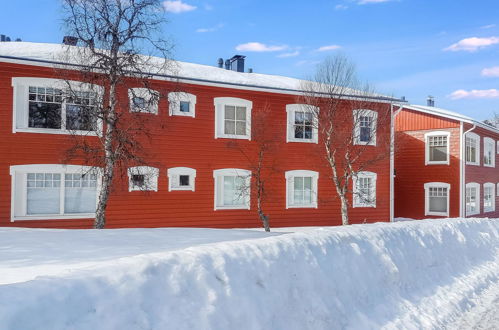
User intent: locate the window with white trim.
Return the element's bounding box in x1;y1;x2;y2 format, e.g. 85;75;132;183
466;182;480;216
213;169;251;210
167;167;196;191
353;110;377;146
12;77;102;135
353;171;377;207
10;164;100;221
214;97;252;140
484;183;495;213
168;92;196;117
465;133;480;166
286;104;319;143
424;131;450;165
285;170;319;208
127;166;159;192
128;88;159;114
424;182;450;216
483;137;495;167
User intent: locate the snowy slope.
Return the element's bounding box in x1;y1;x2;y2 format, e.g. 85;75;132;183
0;218;498;330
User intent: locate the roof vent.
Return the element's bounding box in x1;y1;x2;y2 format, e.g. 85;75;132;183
1;35;12;42
63;36;78;46
228;55;245;73
217;58;224;68
427;96;435;107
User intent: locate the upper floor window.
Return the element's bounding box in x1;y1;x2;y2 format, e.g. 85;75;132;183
484;183;495;213
484;137;495;167
353;109;377;146
424;131;450;165
214;97;252;140
12;77;102;135
168;92;196;117
286;104;319;143
424;182;450;216
128;88;159;114
465;132;480;166
353;171;377;207
285;170;319;208
9;164;99;221
465;182;480;216
213;169;251;210
127;166;159;192
167;167;196;191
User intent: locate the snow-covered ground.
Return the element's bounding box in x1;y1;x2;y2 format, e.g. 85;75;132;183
0;218;498;330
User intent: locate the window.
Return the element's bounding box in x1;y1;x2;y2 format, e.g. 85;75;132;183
127;166;159;192
484;183;495;213
9;164;100;221
484;137;495;167
168;92;197;117
425;131;450;165
12;77;102;135
214;97;252;139
285;170;319;208
465;132;480;166
466;182;480;216
353;109;378;146
424;182;450;216
168;167;196;191
213;169;251;210
128;88;159;114
353;171;377;207
286;104;319;143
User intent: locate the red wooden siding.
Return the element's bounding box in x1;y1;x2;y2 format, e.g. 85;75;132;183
0;61;392;228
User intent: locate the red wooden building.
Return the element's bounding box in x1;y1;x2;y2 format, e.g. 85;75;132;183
395;104;499;219
0;42;399;228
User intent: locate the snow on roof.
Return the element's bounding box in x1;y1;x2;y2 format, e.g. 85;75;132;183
0;42;397;100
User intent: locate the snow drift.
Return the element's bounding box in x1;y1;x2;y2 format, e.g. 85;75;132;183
0;218;498;329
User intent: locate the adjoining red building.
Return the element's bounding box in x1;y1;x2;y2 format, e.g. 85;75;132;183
0;42;399;229
395;103;499;219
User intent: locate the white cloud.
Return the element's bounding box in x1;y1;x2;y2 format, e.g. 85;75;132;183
196;23;224;33
277;51;300;58
444;36;499;52
316;44;342;52
235;42;287;52
335;4;348;10
163;0;196;13
481;66;499;77
481;24;496;29
448;89;499;100
357;0;394;4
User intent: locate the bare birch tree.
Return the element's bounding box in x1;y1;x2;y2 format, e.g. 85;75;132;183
483;112;499;128
300;55;392;225
59;0;174;228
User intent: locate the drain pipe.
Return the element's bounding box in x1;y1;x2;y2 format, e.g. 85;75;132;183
460;123;476;217
390;103;404;222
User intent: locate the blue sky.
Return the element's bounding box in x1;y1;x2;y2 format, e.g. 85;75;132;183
1;0;498;120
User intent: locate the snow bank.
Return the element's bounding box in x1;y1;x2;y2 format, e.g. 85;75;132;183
0;218;498;329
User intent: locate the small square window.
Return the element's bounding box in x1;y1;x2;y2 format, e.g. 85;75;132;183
168;167;196;191
180;101;190;113
131;174;145;187
179;175;190;186
133;97;146;109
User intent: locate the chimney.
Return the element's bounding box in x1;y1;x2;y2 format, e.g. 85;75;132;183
217;58;224;68
63;36;78;46
427;96;435;107
229;55;245;72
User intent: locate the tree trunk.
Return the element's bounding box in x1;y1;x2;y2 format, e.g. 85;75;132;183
259;210;270;232
339;194;349;225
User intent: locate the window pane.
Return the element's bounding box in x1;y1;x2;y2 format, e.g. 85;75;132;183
295;112;304;124
294;189;304;204
304;126;313;139
179;175;189;186
224;106;235;119
224;120;235;134
294;177;303;190
294;125;304;139
66;105;95;131
65;186;96;213
180;101;190;113
429;196;447;212
132;174;145;187
26;173;61;215
236;121;246;135
360;126;371;142
236;107;246;120
430;146;447;162
28;102;62;129
133;97;146;109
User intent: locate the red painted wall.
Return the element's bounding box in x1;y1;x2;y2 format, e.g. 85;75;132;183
0;61;392;228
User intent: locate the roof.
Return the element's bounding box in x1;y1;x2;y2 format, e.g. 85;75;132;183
403;104;499;135
0;42;400;102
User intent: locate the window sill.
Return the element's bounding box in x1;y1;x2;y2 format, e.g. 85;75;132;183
171;111;195;118
426;161;450;165
215;205;250;210
129;188;158;192
484;164;495;168
425;211;449;217
484;208;495;213
216;134;251;140
286;204;318;209
353;141;376;146
287;138;318;144
169;187;195;192
15;128;99;136
353;204;376;208
466;162;480;166
12;213;95;221
466;211;480;216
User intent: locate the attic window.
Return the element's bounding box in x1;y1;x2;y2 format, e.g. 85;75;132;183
167;167;196;191
168;92;197;117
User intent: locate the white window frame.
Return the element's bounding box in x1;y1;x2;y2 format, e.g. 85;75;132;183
9;164;101;221
214;97;252;140
213;168;251;210
12;77;103;135
353;171;377;208
483;137;495;168
466;182;480;216
424;131;451;165
168;92;196;117
286;104;319;144
497;183;499;197
483;182;495;213
353;109;378;146
127;166;159;192
465;132;480;166
424;182;451;217
167;167;196;191
128;88;159;114
285;170;319;209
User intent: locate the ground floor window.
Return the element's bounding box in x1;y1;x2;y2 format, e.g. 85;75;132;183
285;170;319;208
10;164;100;221
484;183;495;213
353;171;377;207
213;169;251;210
466;182;480;216
424;182;450;216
